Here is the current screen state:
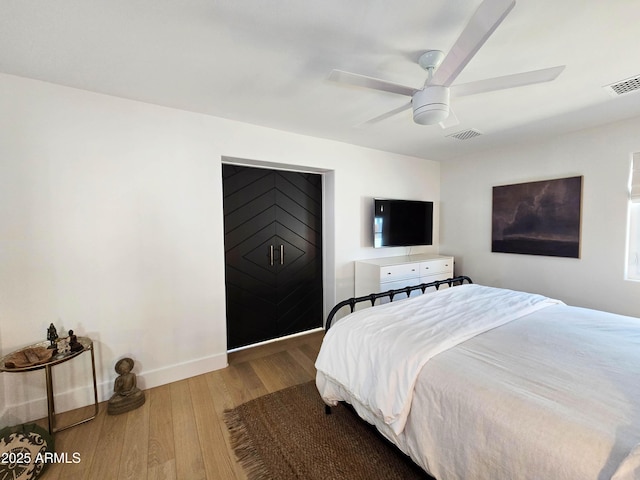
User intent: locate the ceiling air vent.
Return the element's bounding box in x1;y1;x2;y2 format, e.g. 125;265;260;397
604;75;640;97
446;129;482;140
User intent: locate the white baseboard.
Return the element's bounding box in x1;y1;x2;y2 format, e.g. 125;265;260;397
136;351;228;391
0;352;228;428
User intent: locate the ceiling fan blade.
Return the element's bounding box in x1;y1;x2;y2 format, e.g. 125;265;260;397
358;102;412;127
438;108;460;129
430;0;516;87
328;70;418;97
451;66;566;97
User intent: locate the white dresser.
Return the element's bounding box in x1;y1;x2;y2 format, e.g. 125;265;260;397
354;253;454;299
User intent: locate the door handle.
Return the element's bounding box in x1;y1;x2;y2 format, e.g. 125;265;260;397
280;245;284;265
270;245;274;266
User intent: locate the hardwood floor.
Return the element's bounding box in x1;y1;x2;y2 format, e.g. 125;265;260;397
39;330;324;480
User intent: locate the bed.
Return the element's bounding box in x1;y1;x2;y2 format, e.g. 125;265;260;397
315;277;640;480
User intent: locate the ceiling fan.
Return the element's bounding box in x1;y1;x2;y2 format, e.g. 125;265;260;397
329;0;565;129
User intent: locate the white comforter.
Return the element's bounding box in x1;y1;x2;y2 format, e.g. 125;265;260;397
315;284;640;480
315;283;562;435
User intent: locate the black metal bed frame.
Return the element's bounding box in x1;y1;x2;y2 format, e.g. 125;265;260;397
325;275;473;331
322;275;473;415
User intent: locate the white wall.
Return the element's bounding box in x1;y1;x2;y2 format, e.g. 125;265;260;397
441;117;640;317
0;73;440;425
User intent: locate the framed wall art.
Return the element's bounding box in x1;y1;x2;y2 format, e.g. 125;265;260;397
491;176;582;258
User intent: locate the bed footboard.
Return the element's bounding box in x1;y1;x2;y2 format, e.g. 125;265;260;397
322;275;472;415
325;275;472;331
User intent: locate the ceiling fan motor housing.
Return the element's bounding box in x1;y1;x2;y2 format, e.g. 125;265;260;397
412;86;450;125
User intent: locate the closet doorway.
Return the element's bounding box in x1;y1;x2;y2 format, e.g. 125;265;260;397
222;164;323;350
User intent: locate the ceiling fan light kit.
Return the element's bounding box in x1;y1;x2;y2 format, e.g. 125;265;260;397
328;0;564;130
412;86;450;125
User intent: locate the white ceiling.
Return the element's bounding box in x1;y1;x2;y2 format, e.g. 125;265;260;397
2;0;640;161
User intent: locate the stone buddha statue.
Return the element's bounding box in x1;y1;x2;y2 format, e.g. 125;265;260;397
107;357;145;415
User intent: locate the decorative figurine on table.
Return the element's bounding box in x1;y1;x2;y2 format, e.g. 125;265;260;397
107;357;145;415
56;337;70;355
68;330;84;352
46;323;58;350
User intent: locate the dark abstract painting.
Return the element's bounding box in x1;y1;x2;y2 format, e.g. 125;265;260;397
492;176;582;258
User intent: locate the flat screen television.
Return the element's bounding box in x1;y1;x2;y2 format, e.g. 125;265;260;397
374;198;433;248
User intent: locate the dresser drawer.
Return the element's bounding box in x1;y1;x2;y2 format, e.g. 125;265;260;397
419;272;453;290
376;278;424;304
355;255;455;299
420;258;452;276
379;263;420;283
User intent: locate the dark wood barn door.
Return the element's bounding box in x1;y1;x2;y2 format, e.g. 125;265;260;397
222;164;323;349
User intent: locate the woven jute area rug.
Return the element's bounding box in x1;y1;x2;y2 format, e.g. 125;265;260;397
224;381;433;480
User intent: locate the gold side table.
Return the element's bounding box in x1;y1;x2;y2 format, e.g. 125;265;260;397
0;336;99;434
